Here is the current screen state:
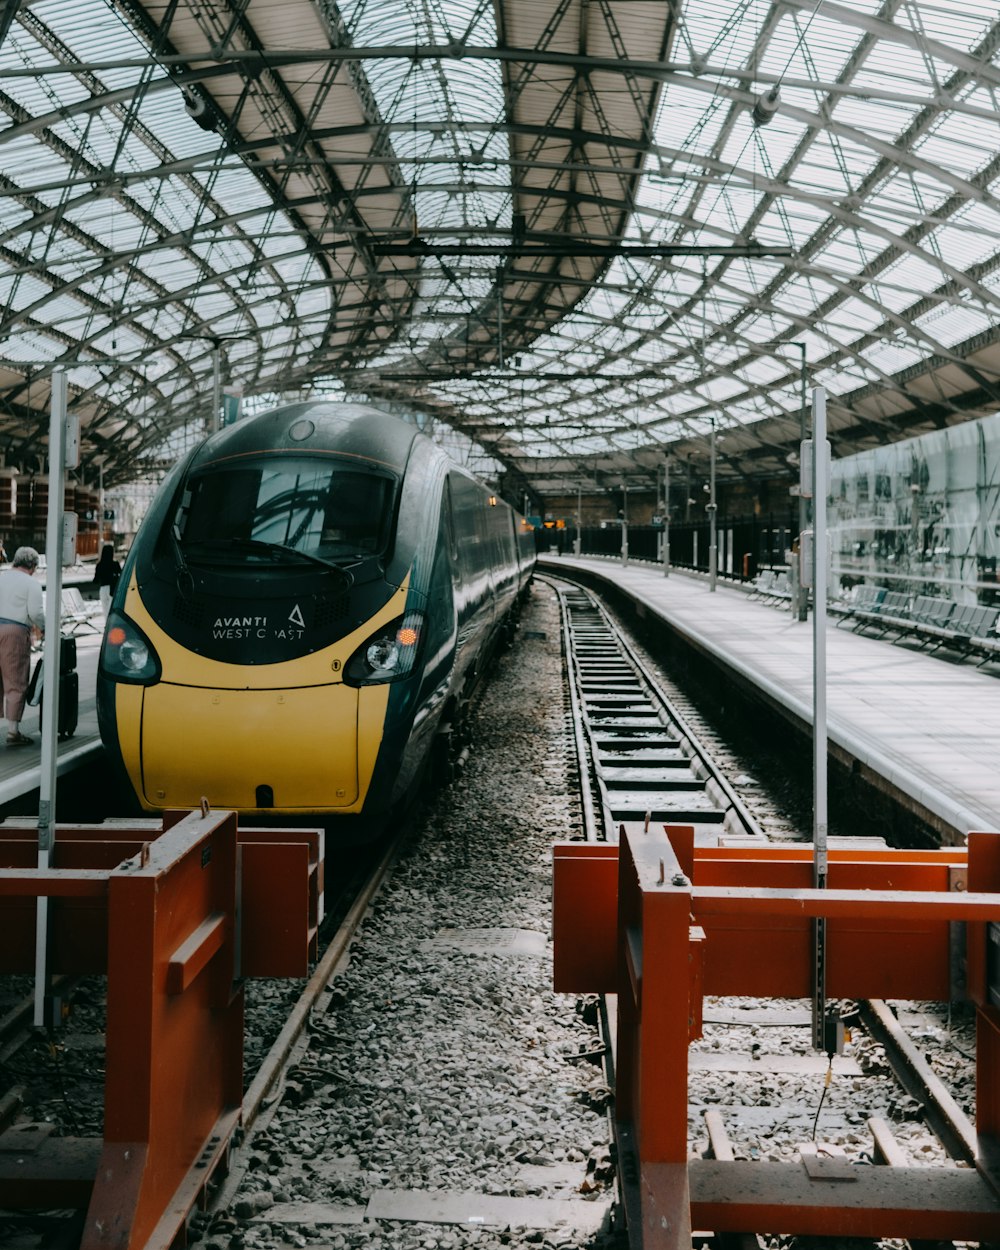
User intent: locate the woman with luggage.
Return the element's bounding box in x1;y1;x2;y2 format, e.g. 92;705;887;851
0;546;45;746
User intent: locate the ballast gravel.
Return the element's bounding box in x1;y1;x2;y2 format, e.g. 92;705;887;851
190;581;620;1250
0;576;982;1250
185;575;981;1250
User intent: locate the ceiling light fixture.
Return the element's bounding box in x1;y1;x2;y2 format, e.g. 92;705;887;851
751;85;781;127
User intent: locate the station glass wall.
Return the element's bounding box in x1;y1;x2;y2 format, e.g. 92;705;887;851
829;413;1000;603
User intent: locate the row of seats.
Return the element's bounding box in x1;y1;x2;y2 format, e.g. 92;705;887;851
831;586;1000;664
61;586;103;635
748;568;793;605
747;572;1000;666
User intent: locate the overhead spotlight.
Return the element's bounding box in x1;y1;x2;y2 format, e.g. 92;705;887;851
751;85;781;127
182;87;217;132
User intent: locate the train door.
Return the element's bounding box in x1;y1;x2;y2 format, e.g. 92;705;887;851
448;472;491;656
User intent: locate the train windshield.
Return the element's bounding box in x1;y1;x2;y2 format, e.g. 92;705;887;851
175;458;396;563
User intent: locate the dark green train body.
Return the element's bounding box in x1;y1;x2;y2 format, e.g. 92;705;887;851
97;401;534;831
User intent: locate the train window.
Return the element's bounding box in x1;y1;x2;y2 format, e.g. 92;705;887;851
444;477;460;567
449;472;485;574
178;458;397;562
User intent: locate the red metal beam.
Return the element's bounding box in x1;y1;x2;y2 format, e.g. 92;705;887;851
551;823;1000;1245
0;810;324;1248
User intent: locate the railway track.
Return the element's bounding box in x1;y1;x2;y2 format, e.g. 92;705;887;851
556;580;763;845
0;833;402;1250
0;579;989;1249
548;574;983;1250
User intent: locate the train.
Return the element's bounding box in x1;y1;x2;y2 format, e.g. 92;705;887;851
97;400;535;831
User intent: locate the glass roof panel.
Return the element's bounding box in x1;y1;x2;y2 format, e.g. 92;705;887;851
1;0;1000;495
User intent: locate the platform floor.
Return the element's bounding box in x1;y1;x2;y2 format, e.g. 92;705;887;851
0;625;102;805
539;554;1000;840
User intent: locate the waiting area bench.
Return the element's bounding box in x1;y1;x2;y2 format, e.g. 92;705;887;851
61;586;103;635
833;586;1000;664
749;568;793;606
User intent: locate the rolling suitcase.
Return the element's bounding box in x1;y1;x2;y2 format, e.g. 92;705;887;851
38;637;79;739
55;669;78;739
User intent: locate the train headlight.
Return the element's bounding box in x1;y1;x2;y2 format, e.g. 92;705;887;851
100;611;162;684
345;611;425;686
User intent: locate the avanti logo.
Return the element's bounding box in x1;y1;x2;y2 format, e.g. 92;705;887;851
289;604;305;628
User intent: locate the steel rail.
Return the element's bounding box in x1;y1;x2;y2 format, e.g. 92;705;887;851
200;832;404;1226
241;834;403;1132
551;572;980;1226
858;998;977;1164
544;575;600;843
552;577;764;842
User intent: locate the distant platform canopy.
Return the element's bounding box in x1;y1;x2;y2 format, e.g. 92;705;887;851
2;0;1000;499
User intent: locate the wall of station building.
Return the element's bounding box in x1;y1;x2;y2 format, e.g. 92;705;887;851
0;471;153;564
538;411;1000;604
539;472;796;531
828;410;1000;603
0;471;103;560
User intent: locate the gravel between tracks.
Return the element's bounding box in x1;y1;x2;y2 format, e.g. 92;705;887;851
190;581;620;1250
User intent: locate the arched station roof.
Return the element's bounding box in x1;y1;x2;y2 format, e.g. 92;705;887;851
2;0;1000;499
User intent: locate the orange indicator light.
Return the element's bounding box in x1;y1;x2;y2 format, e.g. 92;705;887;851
108;626;127;645
396;627;418;646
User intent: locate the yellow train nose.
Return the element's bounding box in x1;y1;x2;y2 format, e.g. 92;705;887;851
140;683;361;810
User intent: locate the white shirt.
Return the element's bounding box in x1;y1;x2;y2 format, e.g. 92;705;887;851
0;568;45;629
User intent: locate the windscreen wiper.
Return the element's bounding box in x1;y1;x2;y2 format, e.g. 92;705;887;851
171;522;195;600
191;537;358;586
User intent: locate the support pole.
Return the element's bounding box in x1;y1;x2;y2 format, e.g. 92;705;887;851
811;386;829;1052
663;458;670;577
621;480;629;567
797;344;808;620
211;343;222;435
496;266;505;369
34;368;67;1029
575;485;582;557
708;420;717;591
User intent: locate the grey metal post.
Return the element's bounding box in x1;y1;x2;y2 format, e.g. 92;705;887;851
575;484;582;557
796;343;809;620
621;480;629;567
707;419;718;591
811;385;829;1052
663;458;670;577
34;368;68;1028
211;343;222;434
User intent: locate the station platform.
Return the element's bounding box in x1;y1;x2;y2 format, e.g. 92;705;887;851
0;627;102;808
538;554;1000;843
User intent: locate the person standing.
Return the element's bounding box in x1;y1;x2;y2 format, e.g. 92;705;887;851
92;543;121;617
0;546;45;746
